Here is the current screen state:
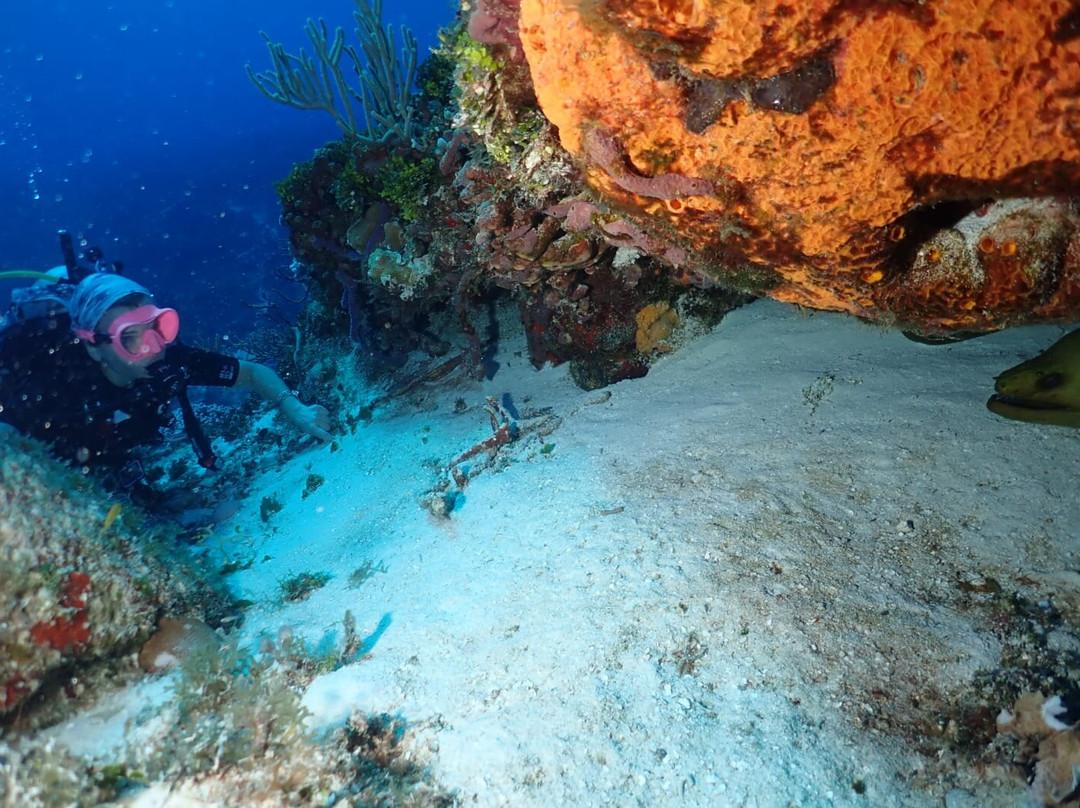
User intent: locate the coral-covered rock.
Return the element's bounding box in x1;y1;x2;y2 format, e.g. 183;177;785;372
137;615;221;673
881;198;1080;331
276;28;750;390
0;438;233;719
519;0;1080;331
468;0;523;49
635;303;680;353
998;691;1080;806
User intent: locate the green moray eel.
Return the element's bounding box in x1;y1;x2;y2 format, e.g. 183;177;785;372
987;329;1080;427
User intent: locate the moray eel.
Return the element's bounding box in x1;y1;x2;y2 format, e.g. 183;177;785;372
987;329;1080;427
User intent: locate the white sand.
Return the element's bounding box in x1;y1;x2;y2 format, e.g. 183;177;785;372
54;299;1080;805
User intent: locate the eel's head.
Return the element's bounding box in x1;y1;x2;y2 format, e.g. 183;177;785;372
987;329;1080;427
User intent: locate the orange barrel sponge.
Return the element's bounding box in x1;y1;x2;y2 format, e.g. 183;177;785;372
519;0;1080;330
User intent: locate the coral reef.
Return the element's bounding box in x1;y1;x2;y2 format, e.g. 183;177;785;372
1;634;453;807
270;2;1080;395
0;436;233;720
0;736;113;807
517;0;1080;333
273;18;748;393
261;2;1080;400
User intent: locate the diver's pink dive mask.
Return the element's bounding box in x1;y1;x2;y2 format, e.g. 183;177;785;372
76;305;180;362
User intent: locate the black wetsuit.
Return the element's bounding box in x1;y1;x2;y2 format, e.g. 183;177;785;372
0;317;239;473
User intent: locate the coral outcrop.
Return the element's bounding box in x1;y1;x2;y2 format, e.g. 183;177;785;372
271;3;1080;393
998;692;1080;806
276;27;749;392
0;436;233;720
518;0;1080;332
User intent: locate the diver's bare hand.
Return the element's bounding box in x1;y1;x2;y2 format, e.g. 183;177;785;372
284;401;333;443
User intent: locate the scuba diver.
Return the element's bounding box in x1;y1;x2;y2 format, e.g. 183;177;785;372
0;232;332;502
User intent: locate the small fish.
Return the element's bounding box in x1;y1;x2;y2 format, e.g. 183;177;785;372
101;503;122;534
988;329;1080;428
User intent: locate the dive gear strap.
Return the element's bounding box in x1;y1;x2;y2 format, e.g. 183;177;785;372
177;386;217;470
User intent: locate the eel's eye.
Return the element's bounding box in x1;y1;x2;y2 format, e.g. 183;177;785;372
1038;372;1065;390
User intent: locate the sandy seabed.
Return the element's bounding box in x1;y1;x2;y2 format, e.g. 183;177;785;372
52;299;1080;806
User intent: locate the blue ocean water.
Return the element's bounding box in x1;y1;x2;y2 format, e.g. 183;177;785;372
0;0;454;340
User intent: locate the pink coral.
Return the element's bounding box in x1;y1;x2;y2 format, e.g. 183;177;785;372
467;0;522;49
